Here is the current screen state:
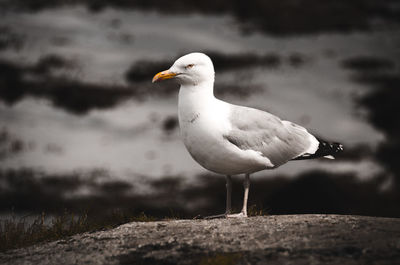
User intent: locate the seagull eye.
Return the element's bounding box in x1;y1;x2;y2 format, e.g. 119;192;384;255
185;64;194;69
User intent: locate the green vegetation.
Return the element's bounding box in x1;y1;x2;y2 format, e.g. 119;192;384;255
0;210;157;252
248;204;269;217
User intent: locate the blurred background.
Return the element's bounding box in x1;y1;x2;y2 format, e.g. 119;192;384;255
0;0;400;220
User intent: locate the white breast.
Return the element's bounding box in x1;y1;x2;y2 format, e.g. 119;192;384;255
178;87;231;157
178;86;270;175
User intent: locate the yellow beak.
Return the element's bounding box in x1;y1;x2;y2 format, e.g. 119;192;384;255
152;70;178;83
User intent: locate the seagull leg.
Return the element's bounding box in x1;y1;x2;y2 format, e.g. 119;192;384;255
227;173;250;218
225;175;232;214
241;173;250;216
201;175;233;219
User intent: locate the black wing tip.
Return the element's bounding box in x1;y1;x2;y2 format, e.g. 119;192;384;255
316;139;344;158
336;143;344;152
320;141;344;153
292;140;344;161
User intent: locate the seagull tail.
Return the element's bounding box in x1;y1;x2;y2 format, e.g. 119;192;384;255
292;138;344;161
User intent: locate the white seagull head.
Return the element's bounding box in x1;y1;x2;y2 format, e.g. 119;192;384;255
152;52;215;86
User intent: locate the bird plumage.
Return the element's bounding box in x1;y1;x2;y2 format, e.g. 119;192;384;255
152;52;343;218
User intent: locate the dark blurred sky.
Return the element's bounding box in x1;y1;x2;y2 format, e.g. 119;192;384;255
1;0;400;216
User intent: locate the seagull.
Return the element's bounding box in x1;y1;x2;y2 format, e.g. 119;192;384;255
152;52;343;218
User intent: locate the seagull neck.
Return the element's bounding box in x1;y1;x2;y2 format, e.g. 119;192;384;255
179;81;215;102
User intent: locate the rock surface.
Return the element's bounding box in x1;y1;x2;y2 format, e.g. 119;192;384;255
1;214;400;265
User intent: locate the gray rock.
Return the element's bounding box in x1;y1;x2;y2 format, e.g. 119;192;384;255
1;215;400;265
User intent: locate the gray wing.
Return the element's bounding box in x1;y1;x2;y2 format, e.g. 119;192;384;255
224;106;317;167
